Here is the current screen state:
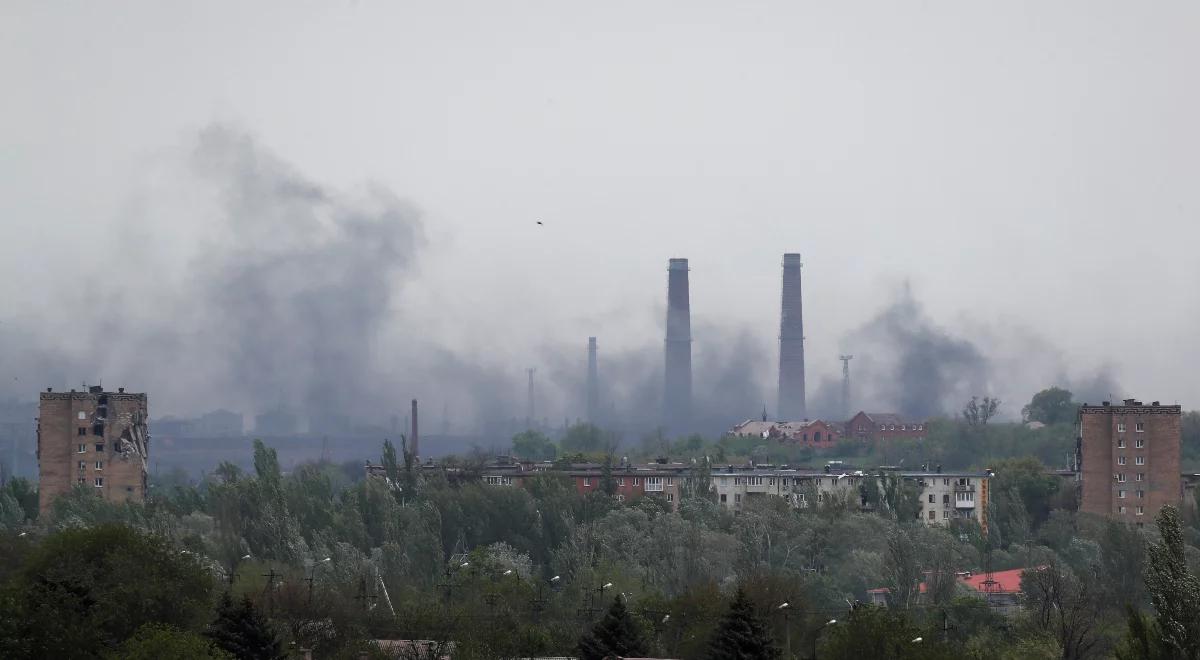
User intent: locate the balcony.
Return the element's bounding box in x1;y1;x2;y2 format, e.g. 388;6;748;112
953;483;975;493
954;496;976;509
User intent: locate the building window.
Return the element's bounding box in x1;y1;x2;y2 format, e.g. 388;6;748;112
1136;422;1145;432
666;493;674;502
77;444;86;453
633;477;641;486
880;425;886;431
77;411;87;420
1118;506;1126;514
890;425;895;431
720;494;727;503
1117;422;1126;433
928;510;935;520
666;477;674;485
901;425;907;431
1118;473;1127;483
928;494;935;503
814;432;822;442
1118;490;1126;499
1117;438;1126;448
616;478;624;486
584;477;591;486
77;427;86;436
942;511;948;519
1137;490;1145;498
95;444;104;452
92;424;104;436
616;494;624;502
1136;438;1145;449
943;494;950;504
734;494;741;504
1136;506;1145;516
943;478;949;486
78;477;86;485
94;477;104;487
1136;473;1145;482
1136;456;1145;466
1118;456;1126;465
78;460;86;470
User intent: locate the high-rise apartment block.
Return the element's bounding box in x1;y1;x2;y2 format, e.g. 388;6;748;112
37;386;149;515
1077;399;1181;524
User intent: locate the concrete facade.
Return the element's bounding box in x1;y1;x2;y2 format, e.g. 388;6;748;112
37;386;149;514
1078;399;1181;524
711;468;989;533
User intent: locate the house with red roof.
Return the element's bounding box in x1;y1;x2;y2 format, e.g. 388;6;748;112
867;567;1032;614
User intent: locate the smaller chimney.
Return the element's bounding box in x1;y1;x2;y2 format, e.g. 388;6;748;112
410;399;419;461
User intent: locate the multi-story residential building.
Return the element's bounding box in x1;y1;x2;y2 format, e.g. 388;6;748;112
37;386;149;514
710;466;989;533
568;460;690;509
844;412;928;442
1078;399;1181;525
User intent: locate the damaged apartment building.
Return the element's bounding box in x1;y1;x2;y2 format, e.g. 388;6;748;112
37;386;149;514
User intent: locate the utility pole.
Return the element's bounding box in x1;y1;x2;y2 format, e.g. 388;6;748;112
839;355;854;420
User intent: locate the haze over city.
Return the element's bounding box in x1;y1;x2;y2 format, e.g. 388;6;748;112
2;1;1197;437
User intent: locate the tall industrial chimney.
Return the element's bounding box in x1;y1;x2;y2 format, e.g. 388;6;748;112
664;258;693;433
410;399;419;461
587;337;599;424
777;253;806;420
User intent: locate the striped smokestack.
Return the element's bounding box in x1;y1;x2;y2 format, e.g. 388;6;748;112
587;337;599;424
664;258;692;433
777;253;806;420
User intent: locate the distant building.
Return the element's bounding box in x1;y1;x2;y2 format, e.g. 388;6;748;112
37;386;149;514
254;406;299;436
869;566;1030;614
1078;399;1181;525
728;419;841;448
710;466;989;533
844;412;927;442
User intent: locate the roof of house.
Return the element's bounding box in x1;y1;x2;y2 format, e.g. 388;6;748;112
870;567;1031;597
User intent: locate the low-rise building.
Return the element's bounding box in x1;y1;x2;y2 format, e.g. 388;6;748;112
845;412;928;442
728;419;841;448
710;465;989;533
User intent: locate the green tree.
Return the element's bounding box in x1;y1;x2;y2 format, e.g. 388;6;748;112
105;624;232;660
1;477;38;523
512;430;557;461
205;592;283;660
578;595;648;660
0;524;214;659
1022;387;1077;425
707;587;779;660
1144;505;1200;658
562;423;610;454
820;605;956;660
963;396;1001;427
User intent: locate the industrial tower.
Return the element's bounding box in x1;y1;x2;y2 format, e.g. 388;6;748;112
777;254;806;420
664;258;693;433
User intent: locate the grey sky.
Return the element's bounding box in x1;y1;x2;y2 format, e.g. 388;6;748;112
2;1;1197;430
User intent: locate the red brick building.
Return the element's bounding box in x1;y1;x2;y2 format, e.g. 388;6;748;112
728;419;840;447
845;412;927;442
1078;399;1181;525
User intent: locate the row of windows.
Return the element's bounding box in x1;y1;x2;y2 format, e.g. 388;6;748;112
1116;456;1147;466
1117;505;1146;515
616;493;676;502
77;460;104;470
78;477;104;487
1117;490;1146;499
1117;437;1146;449
880;424;924;432
1116;473;1147;483
77;443;106;453
1116;422;1146;433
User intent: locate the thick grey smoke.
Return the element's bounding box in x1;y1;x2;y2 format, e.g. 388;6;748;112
183;126;423;425
809;287;1124;421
